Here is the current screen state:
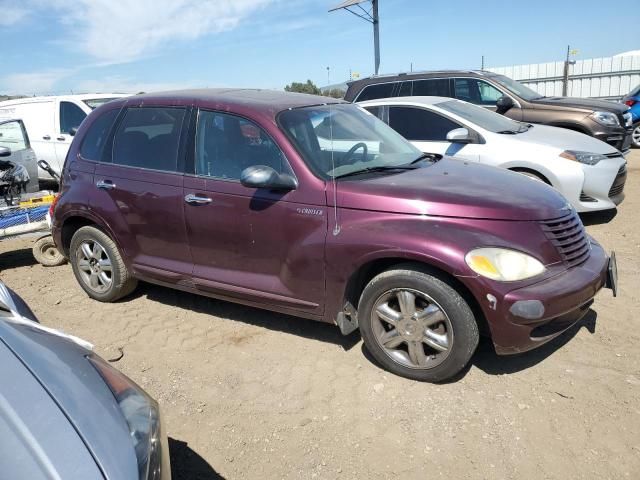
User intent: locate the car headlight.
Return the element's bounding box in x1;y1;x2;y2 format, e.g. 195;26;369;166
465;247;546;281
88;356;167;480
559;150;607;165
590;111;620;127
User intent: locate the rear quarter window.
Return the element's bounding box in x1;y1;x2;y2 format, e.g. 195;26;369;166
79;109;119;161
356;82;397;101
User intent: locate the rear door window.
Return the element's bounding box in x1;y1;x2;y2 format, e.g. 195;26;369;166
388;106;460;141
412;79;450;97
195;110;292;181
356;82;397;101
79;109;119;161
112;107;186;172
59;101;87;134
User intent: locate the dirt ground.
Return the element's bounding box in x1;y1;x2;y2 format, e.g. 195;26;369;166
1;151;639;480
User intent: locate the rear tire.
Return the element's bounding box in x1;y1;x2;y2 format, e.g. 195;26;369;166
632;122;640;149
32;235;66;267
69;226;137;302
358;265;479;382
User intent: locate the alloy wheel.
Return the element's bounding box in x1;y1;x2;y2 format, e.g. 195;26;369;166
371;288;453;369
76;240;113;293
632;124;640;148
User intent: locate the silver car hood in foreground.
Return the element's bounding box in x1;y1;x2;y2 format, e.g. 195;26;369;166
513;124;619;154
0;305;139;479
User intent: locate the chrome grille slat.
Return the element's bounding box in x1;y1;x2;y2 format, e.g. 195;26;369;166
540;212;590;268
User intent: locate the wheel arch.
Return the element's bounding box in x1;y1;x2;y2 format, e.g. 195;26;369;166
341;256;490;337
59;213;120;257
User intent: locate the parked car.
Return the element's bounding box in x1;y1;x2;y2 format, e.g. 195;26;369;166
0;94;128;179
0;118;38;194
358;96;626;212
51;89;617;382
622;84;640;148
0;281;170;479
344;70;634;153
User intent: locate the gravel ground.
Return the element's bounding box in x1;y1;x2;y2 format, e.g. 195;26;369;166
1;150;639;480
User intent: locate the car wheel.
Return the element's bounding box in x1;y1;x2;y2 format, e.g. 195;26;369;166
69;226;137;302
32;235;66;267
358;265;479;382
632;123;640;149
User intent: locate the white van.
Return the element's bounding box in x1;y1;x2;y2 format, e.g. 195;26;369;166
0;94;128;179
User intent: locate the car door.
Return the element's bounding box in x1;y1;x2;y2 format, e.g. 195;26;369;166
183;109;326;315
55;100;88;170
0;120;38;192
385;105;480;161
91;105;193;284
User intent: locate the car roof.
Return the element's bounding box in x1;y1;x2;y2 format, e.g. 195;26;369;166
347;69;497;87
358;96;453;107
0;93;127;106
126;88;346;115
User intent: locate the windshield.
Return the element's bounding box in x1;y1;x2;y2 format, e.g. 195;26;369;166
490;75;543;101
278;104;422;179
437;99;527;133
83;98;120;109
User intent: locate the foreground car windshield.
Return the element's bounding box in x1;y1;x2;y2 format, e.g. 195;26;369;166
279;104;422;179
490;75;544;101
438;99;528;133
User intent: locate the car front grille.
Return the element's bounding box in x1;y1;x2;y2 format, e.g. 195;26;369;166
608;163;627;198
579;192;597;202
540;212;590;268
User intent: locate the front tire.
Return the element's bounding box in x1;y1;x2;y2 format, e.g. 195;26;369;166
358;265;479;382
69;226;137;302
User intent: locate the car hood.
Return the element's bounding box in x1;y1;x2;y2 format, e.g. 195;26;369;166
0;320;138;479
530;96;629;114
510;124;619;154
334;158;569;221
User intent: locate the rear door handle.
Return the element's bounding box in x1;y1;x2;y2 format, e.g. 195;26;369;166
184;194;212;205
56;136;66;141
96;180;116;190
42;135;51;140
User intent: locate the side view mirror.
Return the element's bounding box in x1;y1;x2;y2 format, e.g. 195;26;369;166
240;165;298;191
446;128;473;144
0;146;11;157
69;127;78;137
496;95;514;114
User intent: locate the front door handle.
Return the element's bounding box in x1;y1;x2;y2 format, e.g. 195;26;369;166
96;180;116;190
56;136;66;141
184;194;212;205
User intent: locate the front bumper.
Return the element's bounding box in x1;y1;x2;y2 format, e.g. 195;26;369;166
487;241;612;355
593;127;633;154
574;157;626;212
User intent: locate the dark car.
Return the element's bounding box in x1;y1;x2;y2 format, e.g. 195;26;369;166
622;84;640;148
0;281;170;479
344;70;634;153
51;89;617;382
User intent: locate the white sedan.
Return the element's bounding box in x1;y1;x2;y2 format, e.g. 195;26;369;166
358;96;627;212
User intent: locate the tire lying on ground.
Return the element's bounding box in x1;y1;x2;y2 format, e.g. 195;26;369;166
32;235;67;267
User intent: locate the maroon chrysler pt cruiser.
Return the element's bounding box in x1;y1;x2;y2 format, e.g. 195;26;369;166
51;89;617;382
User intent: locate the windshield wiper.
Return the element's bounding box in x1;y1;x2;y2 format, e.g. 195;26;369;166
410;153;438;165
334;165;418;179
496;130;519;134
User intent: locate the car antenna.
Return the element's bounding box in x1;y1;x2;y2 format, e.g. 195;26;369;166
329;102;341;236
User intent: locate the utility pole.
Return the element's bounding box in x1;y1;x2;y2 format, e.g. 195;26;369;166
326;66;331;86
562;45;577;96
481;55;485;70
330;0;381;75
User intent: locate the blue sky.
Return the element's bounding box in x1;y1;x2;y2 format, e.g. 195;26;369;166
0;0;636;95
